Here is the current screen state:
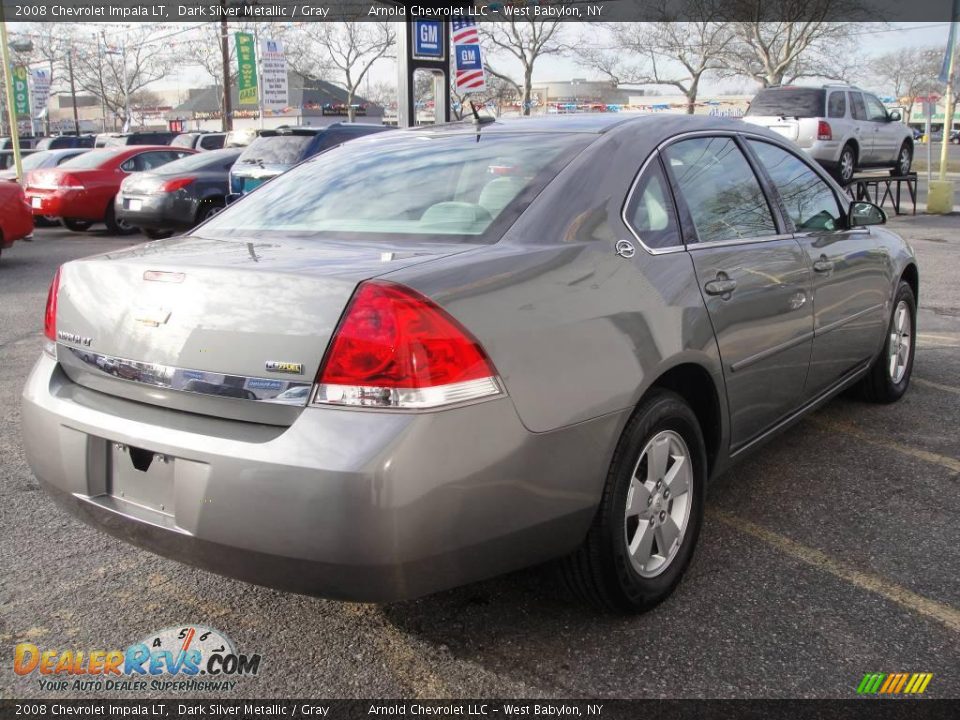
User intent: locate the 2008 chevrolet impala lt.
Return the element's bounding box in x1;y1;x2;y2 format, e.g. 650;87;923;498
23;115;918;611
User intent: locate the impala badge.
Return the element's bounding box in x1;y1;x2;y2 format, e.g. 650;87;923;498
265;361;304;375
133;306;171;327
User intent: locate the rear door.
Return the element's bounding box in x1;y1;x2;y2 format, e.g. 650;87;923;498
663;135;814;449
746;139;890;397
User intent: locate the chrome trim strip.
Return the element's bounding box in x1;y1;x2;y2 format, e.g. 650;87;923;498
58;344;313;406
686;233;796;251
730;331;815;373
814;303;886;338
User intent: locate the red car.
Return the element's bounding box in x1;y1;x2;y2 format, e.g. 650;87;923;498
0;181;33;258
24;145;195;234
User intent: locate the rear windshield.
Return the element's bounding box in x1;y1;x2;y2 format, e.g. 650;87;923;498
746;88;826;118
236;135;314;165
60;149;121;169
200;132;590;241
156;148;242;173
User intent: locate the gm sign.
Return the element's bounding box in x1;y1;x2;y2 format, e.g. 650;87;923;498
456;45;482;71
412;20;445;60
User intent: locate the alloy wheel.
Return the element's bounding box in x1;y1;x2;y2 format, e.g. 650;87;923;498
840;150;855;183
898;146;912;175
624;429;694;578
889;300;912;384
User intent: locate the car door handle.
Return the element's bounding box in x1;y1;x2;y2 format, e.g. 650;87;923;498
704;278;738;296
813;258;835;273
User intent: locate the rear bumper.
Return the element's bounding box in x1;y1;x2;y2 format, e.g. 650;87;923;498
22;353;617;601
26;190;101;220
115;194;197;230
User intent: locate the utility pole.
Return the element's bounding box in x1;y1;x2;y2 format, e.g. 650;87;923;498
0;6;23;181
220;3;232;131
67;43;80;135
96;32;108;131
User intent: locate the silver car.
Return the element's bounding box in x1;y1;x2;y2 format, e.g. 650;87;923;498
743;84;915;183
23;116;918;612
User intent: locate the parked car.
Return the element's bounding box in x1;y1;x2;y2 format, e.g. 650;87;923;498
115;147;243;238
0;149;37;170
951;129;960;144
743;84;914;183
229;123;390;198
35;135;96;151
95;132;176;148
0;181;33;259
1;149;92;227
24;115;918;611
171;132;226;151
224;128;259;148
24;145;196;234
0;136;44;150
0;148;90;182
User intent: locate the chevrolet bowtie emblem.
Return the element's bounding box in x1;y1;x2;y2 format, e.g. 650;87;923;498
133;306;171;327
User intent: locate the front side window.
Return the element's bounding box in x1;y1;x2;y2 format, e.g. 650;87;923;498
748;141;844;232
827;92;846;118
625;159;681;249
864;94;889;122
200;132;590;241
662;137;777;243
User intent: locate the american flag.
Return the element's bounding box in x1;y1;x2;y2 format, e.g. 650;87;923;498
456;69;486;92
452;19;480;46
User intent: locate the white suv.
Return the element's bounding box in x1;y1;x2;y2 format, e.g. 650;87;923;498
742;84;914;183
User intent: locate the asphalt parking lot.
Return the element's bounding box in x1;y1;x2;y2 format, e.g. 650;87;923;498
2;215;958;700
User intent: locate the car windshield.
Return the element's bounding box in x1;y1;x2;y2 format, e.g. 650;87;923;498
156;148;242;173
201;132;590;241
59;149;121;169
746;88;826;118
237;134;314;165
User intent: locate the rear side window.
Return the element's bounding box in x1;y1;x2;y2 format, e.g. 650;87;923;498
199;135;225;150
625;160;682;249
663;137;777;243
748;141;844;232
746;88;825;118
827;92;846;118
849;92;867;120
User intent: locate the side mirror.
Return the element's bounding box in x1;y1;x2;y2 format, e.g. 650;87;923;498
888;110;902;122
849;201;886;227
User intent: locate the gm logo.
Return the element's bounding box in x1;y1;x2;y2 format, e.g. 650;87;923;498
413;20;444;59
265;361;303;375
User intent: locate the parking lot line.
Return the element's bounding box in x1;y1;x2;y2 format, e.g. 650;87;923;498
917;332;960;347
913;377;960;395
810;417;960;473
710;509;960;634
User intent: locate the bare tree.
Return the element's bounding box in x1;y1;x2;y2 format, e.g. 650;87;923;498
580;10;734;114
480;20;565;116
291;22;394;121
72;27;172;130
720;0;874;87
871;46;943;123
451;74;516;119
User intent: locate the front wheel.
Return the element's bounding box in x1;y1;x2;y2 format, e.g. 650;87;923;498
857;280;916;403
560;390;706;612
892;142;912;176
62;218;93;232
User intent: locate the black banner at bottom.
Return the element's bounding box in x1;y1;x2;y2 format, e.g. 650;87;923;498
2;700;958;720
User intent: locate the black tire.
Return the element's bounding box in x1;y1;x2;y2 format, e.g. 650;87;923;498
891;142;912;176
142;228;173;240
835;144;856;184
857;280;916;403
104;200;137;236
195;199;224;226
34;215;59;228
560;390;706;613
62;218;93;232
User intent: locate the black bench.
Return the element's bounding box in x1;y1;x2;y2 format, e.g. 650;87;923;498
844;173;917;216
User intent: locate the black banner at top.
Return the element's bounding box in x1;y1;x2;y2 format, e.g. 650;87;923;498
0;0;955;23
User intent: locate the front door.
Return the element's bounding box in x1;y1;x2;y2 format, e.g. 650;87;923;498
662;135;814;449
863;93;898;165
745;139;891;397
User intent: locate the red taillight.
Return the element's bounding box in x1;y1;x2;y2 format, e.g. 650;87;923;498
314;281;501;408
44;267;61;342
817;120;832;141
159;176;196;193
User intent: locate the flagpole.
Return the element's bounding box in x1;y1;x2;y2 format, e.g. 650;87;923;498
0;8;23;182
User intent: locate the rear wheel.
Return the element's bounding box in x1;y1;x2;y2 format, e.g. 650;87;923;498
560;390;706;612
104;200;137;236
195;199;224;226
142;229;173;240
857;280;916;403
835;144;856;184
62;218;93;232
892;142;912;176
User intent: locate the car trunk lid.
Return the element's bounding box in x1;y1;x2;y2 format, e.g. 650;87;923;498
54;235;473;425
